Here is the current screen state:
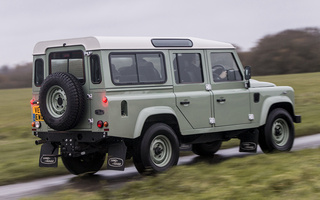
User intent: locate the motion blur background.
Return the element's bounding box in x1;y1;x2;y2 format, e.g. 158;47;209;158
0;0;320;89
1;2;320;199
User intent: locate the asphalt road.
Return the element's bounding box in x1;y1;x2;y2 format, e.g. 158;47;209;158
1;133;320;200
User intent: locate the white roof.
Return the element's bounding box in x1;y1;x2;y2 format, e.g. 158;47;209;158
33;36;234;55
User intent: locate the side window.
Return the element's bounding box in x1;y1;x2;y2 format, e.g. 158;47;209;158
34;59;44;87
211;52;243;82
49;51;85;84
90;55;102;84
173;53;203;84
110;53;166;85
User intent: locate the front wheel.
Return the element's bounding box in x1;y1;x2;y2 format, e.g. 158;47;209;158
259;108;294;153
133;123;179;175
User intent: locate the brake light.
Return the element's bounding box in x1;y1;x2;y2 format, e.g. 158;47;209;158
97;120;103;128
102;96;108;104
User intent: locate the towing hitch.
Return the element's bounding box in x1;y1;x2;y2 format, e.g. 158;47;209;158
35;139;46;145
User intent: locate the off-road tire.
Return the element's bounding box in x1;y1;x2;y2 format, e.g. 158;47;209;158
133;123;179;175
39;72;85;131
259;108;294;153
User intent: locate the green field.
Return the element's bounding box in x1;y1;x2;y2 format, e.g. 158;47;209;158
0;72;319;187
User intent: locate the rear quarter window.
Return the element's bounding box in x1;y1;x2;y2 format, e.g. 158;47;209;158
110;53;166;85
34;59;44;87
90;55;102;84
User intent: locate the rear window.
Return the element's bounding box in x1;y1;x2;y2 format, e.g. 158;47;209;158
110;53;166;85
34;59;44;87
90;55;102;84
49;51;85;84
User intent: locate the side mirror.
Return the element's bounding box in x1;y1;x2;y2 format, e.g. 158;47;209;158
244;66;251;80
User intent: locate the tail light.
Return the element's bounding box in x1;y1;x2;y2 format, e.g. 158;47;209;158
97;120;103;128
30;99;38;105
97;120;109;128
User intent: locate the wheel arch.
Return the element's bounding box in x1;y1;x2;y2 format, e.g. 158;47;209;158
133;106;181;139
259;96;295;126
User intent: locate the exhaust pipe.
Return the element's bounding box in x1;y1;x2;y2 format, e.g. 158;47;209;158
35;140;46;145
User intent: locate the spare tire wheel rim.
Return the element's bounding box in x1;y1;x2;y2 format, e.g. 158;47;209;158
47;85;67;118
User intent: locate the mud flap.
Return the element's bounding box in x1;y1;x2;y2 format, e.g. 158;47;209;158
107;140;127;171
239;129;259;153
39;143;58;167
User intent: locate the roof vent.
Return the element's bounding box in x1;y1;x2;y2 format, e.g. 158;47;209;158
151;39;193;47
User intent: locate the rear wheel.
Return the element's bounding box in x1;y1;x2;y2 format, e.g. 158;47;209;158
192;141;222;156
61;152;105;175
133;123;179;175
259;108;294;153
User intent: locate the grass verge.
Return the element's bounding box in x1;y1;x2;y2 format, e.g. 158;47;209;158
24;147;320;200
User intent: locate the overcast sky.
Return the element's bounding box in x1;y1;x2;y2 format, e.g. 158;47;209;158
0;0;319;67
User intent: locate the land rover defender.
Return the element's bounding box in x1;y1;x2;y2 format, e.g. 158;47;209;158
31;37;301;175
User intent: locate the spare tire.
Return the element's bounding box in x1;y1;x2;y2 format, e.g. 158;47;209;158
39;72;85;131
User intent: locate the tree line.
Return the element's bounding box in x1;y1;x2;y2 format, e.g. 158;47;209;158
1;27;320;89
238;27;320;75
0;63;32;89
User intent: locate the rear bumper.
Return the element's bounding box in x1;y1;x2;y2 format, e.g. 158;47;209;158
34;131;107;143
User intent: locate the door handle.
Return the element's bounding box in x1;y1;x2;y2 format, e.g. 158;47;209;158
180;101;190;105
217;98;226;103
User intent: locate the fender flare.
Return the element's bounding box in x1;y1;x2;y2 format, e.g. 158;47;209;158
259;96;293;126
133;106;177;139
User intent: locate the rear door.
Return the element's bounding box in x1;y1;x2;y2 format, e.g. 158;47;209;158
48;47;92;130
170;50;212;130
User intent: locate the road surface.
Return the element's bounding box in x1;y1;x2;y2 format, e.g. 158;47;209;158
1;133;320;200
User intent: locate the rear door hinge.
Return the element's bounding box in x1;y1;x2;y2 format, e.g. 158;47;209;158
85;51;92;56
87;94;92;100
209;117;215;125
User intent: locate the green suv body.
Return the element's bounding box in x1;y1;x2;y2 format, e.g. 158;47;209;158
31;37;301;174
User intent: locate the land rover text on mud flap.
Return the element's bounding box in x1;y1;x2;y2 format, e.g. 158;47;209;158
31;37;301;175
